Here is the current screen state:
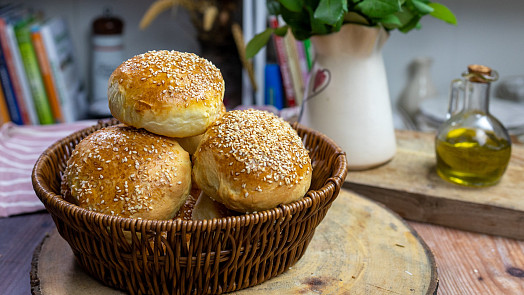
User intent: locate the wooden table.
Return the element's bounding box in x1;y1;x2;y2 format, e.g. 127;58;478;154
2;206;524;294
3;128;524;294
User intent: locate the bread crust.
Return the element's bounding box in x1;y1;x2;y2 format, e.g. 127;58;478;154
192;110;312;213
62;124;192;219
108;50;225;137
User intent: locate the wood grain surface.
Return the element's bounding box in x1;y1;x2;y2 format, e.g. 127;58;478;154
0;212;54;295
32;190;437;295
346;129;524;240
3;201;524;294
410;221;524;294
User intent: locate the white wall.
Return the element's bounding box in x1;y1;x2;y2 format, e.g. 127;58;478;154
384;0;524;104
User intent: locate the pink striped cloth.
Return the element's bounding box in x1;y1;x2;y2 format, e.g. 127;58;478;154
0;120;98;217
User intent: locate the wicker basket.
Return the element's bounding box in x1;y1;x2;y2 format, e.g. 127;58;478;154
32;119;348;295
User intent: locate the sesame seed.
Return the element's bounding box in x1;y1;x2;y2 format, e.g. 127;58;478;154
203;109;311;190
118;50;223;106
64;124;192;219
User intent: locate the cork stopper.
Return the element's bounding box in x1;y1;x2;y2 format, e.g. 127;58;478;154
466;64;497;83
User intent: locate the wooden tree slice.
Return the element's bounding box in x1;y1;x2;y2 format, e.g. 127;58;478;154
31;190;437;295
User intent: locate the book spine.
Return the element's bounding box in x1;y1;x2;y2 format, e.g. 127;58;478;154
268;16;296;107
39;19;77;122
283;31;304;105
4;20;37;124
302;39;314;71
0;80;11;124
0;46;22;124
295;40;310;87
264;63;284;109
14;19;54;124
0;18;32;124
31;26;64;123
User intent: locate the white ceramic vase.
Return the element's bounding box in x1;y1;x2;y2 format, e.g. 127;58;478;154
300;24;396;170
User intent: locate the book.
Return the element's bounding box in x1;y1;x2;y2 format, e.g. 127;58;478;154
0;76;11;124
38;17;84;123
282;30;304;105
302;39;314;71
295;40;310;88
2;15;38;125
14;15;54;124
264;63;284;109
268;16;296;107
0;13;37;124
0;39;22;124
31;23;64;123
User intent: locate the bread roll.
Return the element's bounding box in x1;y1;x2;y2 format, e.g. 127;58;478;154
62;124;192;219
175;134;204;155
192;109;312;213
108;50;225;138
191;192;235;220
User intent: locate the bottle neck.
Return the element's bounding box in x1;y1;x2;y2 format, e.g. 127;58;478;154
464;81;490;113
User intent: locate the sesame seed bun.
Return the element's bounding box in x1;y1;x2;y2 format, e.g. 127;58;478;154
108;50;225;138
192;109;312;213
62;124;192;219
191;191;236;220
175;134;204;155
174;103;225;155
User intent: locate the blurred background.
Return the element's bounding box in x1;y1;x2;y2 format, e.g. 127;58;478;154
2;0;524;132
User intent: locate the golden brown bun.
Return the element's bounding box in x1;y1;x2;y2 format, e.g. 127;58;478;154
192;109;312;213
175;134;204;155
108;50;225;138
175;104;225;155
191;191;235;220
62;124;192;219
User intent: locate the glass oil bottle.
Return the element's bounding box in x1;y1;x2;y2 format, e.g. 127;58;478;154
435;65;512;187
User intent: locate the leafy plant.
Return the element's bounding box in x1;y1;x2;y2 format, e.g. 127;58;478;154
246;0;456;58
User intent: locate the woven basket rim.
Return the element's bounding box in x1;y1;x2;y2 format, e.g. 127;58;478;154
32;119;348;231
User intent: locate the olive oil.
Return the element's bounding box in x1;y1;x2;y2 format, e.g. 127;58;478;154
435;65;512;187
436;127;511;187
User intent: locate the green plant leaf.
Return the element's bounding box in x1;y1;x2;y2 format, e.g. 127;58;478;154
355;0;401;18
274;25;289;36
399;15;421;32
266;0;281;15
428;2;457;25
380;14;402;28
393;8;415;29
280;4;315;40
248;0;457;48
344;12;371;26
279;0;304;12
411;0;434;14
310;13;330;36
245;28;274;59
314;0;347;25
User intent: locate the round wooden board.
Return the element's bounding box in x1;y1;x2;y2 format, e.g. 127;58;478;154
31;190;437;295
